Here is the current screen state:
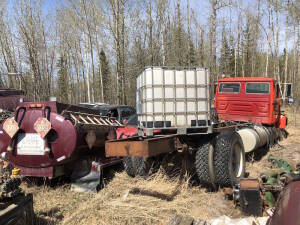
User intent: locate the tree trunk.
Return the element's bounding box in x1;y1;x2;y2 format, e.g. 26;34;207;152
283;4;289;101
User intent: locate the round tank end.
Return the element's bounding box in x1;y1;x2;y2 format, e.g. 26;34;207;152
237;129;258;153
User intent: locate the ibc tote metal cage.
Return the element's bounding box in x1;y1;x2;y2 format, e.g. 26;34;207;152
136;67;212;135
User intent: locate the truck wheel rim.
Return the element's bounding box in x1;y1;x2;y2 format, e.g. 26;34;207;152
232;143;243;177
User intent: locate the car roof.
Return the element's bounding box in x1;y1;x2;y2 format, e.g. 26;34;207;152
79;102;108;106
98;105;135;110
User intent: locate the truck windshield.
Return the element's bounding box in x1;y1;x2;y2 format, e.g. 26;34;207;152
219;83;240;93
246;83;269;94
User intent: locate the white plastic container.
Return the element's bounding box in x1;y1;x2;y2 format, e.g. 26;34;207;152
136;67;211;130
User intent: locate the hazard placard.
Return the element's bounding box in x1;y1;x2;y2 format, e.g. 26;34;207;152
34;117;51;138
3;118;19;138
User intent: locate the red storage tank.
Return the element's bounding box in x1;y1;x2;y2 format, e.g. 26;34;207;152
0;101;121;178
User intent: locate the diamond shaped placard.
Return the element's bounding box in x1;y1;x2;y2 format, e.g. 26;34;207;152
34;117;51;138
3;118;19;138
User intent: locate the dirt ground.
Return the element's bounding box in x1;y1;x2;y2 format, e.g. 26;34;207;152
22;116;300;225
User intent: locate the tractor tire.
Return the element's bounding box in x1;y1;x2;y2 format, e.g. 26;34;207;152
123;157;136;177
195;141;216;188
214;131;245;187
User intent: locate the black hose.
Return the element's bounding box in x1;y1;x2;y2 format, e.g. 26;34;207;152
14;106;26;127
43;106;51;120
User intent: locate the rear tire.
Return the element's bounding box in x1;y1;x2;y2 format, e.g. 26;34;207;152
161;152;182;178
134;157;153;177
135;157;161;177
195;141;216;188
214;131;245;186
123;157;136;177
123;156;160;177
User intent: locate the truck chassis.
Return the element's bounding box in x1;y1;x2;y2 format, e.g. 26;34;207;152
106;121;285;188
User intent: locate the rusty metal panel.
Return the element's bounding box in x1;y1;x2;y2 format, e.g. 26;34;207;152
105;136;176;157
240;178;260;189
267;181;300;225
239;178;262;216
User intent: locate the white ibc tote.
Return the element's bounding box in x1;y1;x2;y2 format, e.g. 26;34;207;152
136;67;211;129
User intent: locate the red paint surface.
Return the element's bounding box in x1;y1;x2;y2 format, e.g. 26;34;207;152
0;124;10;154
7;107;77;168
116;126;138;139
267;181;300;225
0;101;122;178
1;101;114;169
116;126;162;139
16;164;55;178
279;114;287;129
215;77;281;126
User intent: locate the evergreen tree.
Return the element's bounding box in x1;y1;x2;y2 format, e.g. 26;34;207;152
173;1;184;66
187;39;196;67
57;56;68;103
99;49;111;103
220;23;230;74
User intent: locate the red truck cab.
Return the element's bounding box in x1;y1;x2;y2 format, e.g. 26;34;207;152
214;77;286;128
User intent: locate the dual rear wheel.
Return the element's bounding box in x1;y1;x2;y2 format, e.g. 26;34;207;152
195;130;245;187
123;130;245;188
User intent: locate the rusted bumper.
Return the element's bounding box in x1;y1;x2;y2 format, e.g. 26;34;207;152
105;135;176;157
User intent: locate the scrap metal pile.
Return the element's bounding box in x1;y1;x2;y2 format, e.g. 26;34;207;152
0;175;22;200
0;72;293;223
0;168;34;225
224;155;300;224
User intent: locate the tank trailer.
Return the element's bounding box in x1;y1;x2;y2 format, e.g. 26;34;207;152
0;101;122;182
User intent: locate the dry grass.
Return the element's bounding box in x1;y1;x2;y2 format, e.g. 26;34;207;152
284;105;300;126
23;171;239;225
22;184;93;224
21;110;300;225
61;172;239;225
246;122;300;178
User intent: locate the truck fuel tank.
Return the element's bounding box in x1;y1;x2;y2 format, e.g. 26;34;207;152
237;126;270;152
